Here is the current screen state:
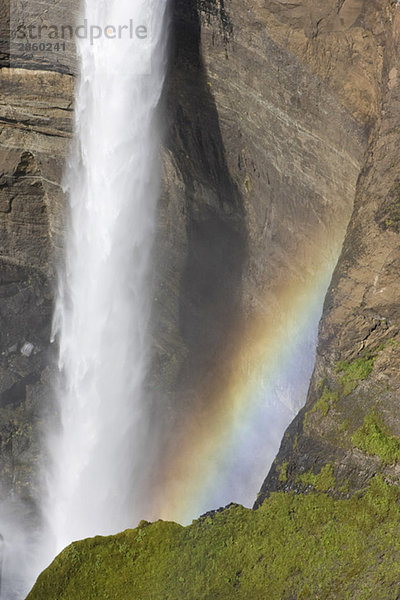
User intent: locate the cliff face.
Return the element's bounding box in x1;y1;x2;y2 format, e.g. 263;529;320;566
0;0;398;528
257;0;400;505
0;0;76;524
148;0;371;514
12;1;400;596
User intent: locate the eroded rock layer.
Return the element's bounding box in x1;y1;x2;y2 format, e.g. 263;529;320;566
0;0;76;516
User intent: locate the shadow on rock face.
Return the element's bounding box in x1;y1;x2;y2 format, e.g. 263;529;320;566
142;0;248;506
163;0;248;416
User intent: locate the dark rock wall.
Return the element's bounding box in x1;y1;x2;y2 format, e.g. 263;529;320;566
146;0;370;509
0;0;77;517
150;0;247;460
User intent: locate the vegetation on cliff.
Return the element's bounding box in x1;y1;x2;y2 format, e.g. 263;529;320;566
27;476;400;600
352;412;400;465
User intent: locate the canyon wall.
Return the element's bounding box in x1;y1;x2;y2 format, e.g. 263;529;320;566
147;0;370;513
257;0;400;505
0;0;76;524
0;0;397;524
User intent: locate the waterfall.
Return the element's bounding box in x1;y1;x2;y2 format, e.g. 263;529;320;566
44;0;168;566
0;4;168;597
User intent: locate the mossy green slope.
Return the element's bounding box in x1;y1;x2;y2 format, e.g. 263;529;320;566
28;477;400;600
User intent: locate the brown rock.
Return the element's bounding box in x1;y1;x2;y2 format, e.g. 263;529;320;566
256;1;400;506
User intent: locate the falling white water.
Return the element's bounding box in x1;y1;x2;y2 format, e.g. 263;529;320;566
43;0;169;563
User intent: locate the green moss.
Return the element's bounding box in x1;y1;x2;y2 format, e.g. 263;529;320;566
312;386;339;417
278;461;289;483
313;393;330;416
338;479;350;495
336;356;375;395
352;412;400;465
297;464;336;492
304;386;339;428
27;477;400;600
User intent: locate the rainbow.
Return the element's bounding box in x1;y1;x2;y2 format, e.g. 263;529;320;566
148;227;345;525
